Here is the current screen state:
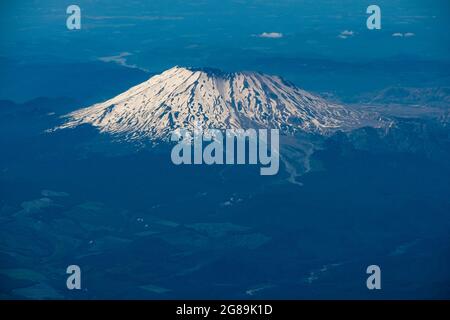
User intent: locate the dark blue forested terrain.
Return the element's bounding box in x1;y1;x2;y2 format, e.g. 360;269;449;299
0;0;449;299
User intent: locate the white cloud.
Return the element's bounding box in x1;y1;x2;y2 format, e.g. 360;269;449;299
98;52;148;72
341;30;354;36
257;32;283;39
99;52;133;67
392;32;415;37
338;30;354;39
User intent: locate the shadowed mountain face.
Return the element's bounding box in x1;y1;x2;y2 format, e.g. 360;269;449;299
58;66;385;141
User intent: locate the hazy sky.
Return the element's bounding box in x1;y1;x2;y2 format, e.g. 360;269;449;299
1;0;449;72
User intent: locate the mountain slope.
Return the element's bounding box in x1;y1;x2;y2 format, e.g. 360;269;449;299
58;66;382;141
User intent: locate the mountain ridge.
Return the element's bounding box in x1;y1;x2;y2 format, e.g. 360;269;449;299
58;66;385;141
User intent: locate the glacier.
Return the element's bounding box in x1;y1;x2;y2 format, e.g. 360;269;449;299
57;66;385;141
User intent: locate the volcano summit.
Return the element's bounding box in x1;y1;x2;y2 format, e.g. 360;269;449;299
58;66;383;141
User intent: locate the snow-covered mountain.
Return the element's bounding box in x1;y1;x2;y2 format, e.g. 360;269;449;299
58;66;383;141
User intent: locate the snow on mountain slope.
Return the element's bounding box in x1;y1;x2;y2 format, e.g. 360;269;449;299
58;66;383;141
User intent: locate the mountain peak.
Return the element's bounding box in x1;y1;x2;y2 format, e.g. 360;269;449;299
58;66;378;141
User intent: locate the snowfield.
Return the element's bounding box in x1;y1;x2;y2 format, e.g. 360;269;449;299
58;66;384;141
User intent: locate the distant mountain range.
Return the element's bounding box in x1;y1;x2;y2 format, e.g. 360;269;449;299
361;87;450;107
